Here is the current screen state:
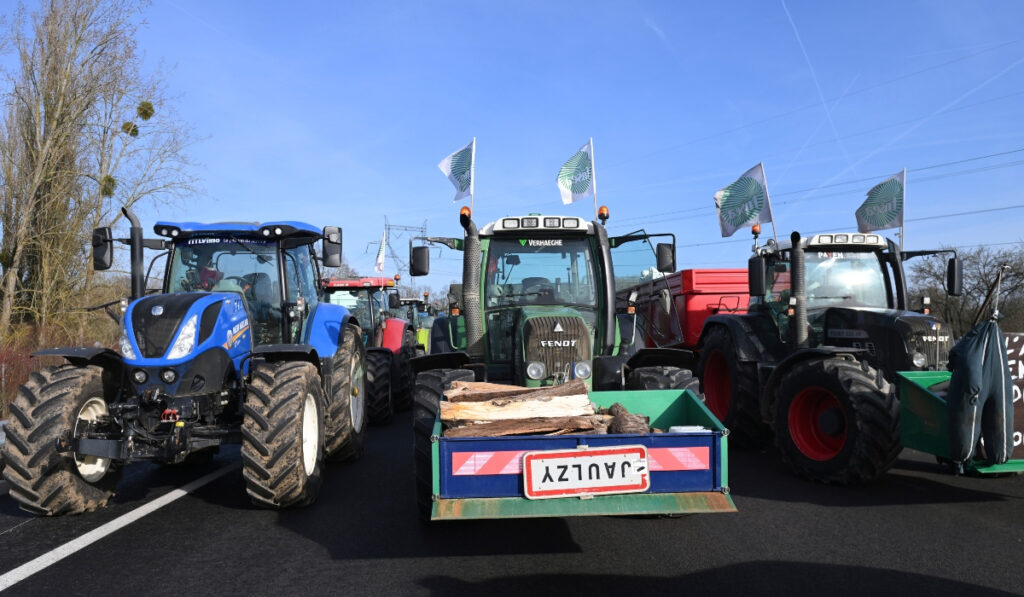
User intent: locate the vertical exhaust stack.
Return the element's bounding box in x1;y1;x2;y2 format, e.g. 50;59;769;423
123;206;145;300
460;209;484;359
790;231;808;348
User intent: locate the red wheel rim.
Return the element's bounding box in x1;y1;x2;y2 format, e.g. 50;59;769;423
703;350;731;420
788;386;847;461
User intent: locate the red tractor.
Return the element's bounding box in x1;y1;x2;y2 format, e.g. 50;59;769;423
323;277;418;424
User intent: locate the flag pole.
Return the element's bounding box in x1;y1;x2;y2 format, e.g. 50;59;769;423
760;162;779;244
470;137;476;214
590;137;598;219
899;167;906;251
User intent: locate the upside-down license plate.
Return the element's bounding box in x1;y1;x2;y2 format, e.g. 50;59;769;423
522;445;650;499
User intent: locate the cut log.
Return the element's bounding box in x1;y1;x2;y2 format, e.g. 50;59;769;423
606;402;650;434
444;379;589;403
439;392;594;422
443;416;596;438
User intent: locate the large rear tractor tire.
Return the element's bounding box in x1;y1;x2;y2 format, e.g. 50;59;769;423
366;350;394;425
413;368;474;521
242;361;326;508
696;326;772;448
1;365;123;516
391;330;418;411
625;366;700;393
772;357;901;485
324;324;368;461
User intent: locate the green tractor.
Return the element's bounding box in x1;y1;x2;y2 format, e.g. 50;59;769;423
696;230;964;483
409;207;697;391
407;207;730;521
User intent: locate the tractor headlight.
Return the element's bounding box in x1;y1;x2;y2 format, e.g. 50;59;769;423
132;369;148;384
160;369;178;384
526;361;547;380
573;361;592;379
167;315;198;360
119;328;138;360
911;352;927;368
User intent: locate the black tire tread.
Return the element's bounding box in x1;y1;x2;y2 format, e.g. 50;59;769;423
1;364;122;516
773;357;901;485
366;350;394;425
413;368;474;521
625;366;701;392
241;361;324;508
696;326;772;448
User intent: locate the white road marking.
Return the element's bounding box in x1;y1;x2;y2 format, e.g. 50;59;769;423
0;463;238;592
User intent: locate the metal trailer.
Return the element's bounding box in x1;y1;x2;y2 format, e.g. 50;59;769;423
421;387;733;520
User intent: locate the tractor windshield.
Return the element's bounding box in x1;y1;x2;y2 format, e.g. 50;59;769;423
166;237;283;342
484;238;598;310
766;250;890;311
327;288;385;333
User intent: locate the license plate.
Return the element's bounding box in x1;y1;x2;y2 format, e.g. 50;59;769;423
522;445;650;499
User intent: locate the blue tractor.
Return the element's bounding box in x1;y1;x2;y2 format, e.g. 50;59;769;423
1;208;368;515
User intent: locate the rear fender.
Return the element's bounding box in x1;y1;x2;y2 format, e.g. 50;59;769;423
759;347;865;423
303;303;353;358
696;315;765;362
380;317;409;353
411;351;471;375
624;348;695;373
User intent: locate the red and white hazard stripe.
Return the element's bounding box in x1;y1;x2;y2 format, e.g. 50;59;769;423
450;446;710;476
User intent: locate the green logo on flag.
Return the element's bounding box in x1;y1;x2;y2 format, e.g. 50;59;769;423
858;178;904;229
450;146;473;192
718;176;765;227
519;239;527;246
557;150;592;194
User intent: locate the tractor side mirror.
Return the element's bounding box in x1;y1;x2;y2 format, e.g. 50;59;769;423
655;243;675;273
92;227;113;271
448;283;462;315
748;256;766;296
946;257;963;296
388;292;401;310
321;226;342;268
410;246;430;276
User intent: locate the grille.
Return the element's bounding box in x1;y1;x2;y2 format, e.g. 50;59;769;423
522;316;590;380
131;294;204;358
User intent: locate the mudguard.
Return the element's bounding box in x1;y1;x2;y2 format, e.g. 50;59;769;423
33;347;124;372
697;314;771;363
380;317;409;353
411;351;471;374
625;348;695;372
303;302;352;358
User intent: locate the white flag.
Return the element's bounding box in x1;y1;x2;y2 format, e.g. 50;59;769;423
856;170;905;233
557;140;595;205
374;230;386;274
714;163;774;238
438;139;474;202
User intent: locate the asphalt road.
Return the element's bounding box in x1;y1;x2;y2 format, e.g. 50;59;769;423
1;411;1022;597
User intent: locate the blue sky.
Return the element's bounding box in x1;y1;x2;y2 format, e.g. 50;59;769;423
116;0;1024;286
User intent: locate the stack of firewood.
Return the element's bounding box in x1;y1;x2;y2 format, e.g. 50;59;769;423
439;379;651;437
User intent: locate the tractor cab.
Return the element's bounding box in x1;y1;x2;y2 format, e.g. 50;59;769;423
410;207;681;389
323;277;399;346
746;231;962;377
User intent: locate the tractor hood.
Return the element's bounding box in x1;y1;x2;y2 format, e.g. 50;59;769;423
821;307;952;379
513;306;594;385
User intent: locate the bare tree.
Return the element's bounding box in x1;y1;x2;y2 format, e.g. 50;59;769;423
0;0;197;346
907;245;1024;338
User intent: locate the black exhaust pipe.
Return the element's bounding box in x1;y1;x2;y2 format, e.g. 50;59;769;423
790;231;808;348
460;211;484;359
123;206;145;300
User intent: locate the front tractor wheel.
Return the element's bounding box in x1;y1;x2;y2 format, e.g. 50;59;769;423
1;365;122;516
413;368;475;521
773;357;901;485
696;327;771;448
242;361;326;508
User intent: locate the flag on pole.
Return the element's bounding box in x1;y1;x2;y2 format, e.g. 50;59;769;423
856;170;905;233
438;139;474;202
557;140;595;205
714;163;774;237
374;230;386;274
